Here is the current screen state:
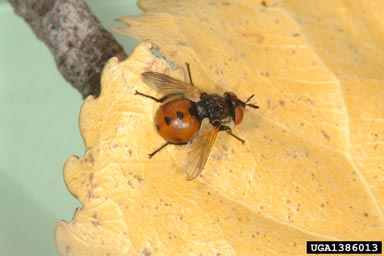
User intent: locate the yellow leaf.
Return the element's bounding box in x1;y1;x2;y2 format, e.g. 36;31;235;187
56;0;384;255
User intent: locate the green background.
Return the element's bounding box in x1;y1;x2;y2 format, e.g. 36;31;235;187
0;1;139;255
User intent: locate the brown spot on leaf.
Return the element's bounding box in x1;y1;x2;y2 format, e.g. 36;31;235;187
261;1;267;7
321;129;330;141
89;172;94;183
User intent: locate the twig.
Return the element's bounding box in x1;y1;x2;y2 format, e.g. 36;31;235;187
7;0;128;97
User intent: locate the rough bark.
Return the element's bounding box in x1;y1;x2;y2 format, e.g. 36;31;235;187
7;0;128;97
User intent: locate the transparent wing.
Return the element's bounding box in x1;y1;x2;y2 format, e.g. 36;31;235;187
183;118;218;180
142;72;202;102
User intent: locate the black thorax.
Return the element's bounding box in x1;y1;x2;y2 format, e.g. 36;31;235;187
195;93;231;127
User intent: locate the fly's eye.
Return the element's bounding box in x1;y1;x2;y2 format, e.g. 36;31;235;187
234;105;244;125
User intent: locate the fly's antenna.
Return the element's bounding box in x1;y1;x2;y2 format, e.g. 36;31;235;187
185;62;194;86
244;94;259;109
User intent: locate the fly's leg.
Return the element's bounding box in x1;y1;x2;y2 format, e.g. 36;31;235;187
219;125;245;144
185;62;194;86
148;142;170;158
135;91;171;103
